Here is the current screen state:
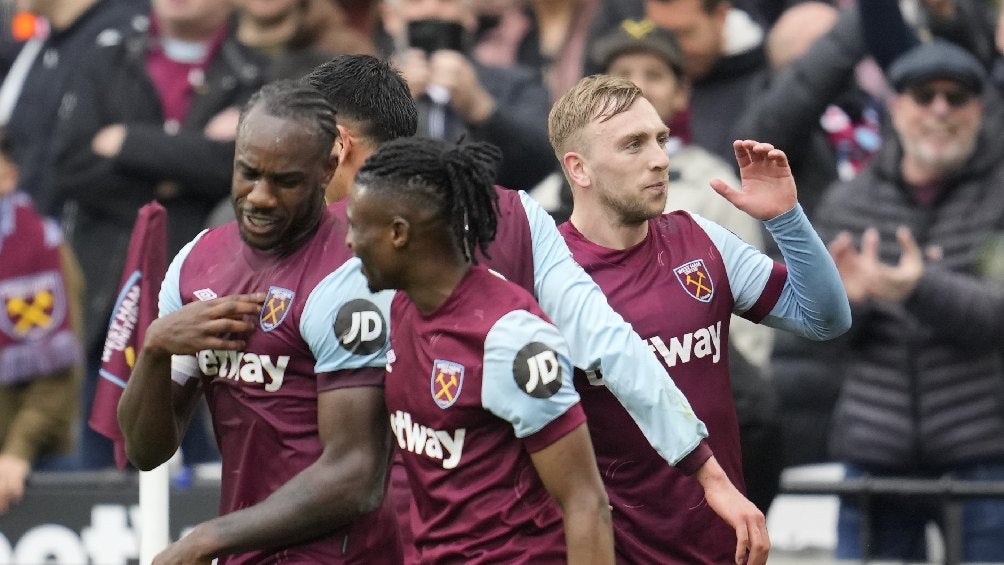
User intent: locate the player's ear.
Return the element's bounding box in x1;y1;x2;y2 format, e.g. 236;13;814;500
390;216;410;249
562;152;591;189
334;124;351;165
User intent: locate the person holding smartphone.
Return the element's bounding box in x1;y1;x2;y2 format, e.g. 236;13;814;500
379;0;558;193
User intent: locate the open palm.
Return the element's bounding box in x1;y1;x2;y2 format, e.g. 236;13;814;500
710;140;798;221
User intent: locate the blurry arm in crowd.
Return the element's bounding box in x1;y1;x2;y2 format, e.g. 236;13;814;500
733;5;866;168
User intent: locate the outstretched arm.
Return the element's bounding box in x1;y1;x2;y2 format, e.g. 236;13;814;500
531;423;614;565
151;384;391;563
118;293;265;470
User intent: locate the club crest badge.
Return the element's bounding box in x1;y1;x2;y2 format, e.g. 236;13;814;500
0;271;66;340
260;286;295;332
431;359;464;409
674;259;714;302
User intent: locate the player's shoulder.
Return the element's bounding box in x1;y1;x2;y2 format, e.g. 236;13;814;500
472;267;546;321
185;223;240;262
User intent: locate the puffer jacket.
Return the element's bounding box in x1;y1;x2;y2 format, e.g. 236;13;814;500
815;109;1004;471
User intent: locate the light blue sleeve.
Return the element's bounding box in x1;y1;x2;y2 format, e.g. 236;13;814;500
691;213;777;314
763;204;850;338
158;230;206;317
159;230;206;384
301;257;395;373
482;310;579;438
520;191;707;465
694;205;851;340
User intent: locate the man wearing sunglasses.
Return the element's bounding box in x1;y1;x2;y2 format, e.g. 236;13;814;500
813;39;1004;562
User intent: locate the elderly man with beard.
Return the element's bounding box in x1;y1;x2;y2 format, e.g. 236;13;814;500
817;40;1004;562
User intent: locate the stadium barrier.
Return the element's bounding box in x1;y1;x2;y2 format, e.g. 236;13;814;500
781;473;1004;565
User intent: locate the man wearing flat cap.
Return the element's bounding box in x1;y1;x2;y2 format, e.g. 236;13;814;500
814;39;1004;562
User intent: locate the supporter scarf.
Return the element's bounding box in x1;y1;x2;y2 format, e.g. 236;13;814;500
0;193;81;384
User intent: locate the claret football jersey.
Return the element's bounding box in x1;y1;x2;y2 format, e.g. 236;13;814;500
560;210;786;564
386;265;585;564
159;207;399;564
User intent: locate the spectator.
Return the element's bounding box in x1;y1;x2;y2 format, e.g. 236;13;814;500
816;40;1004;562
118;79;401;564
51;0;265;468
644;0;769;165
0;0;144;215
593;19;783;512
737;2;881;218
0;130;84;512
462;0;604;104
232;0;373;82
297;0;379;58
347;136;615;563
379;0;557;191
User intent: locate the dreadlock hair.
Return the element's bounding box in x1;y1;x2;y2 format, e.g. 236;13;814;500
239;79;339;158
356;137;502;264
305;54;418;144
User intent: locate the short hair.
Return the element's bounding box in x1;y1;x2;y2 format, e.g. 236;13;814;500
305;54;418;145
356;137;501;263
239;79;339;157
547;74;643;158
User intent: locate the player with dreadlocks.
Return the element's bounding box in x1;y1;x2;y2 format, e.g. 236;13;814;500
346;136;615;564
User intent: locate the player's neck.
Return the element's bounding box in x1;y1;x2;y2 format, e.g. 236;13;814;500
404;262;470;315
569;208;649;250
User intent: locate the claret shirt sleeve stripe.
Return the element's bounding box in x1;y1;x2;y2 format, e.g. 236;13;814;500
743;262;787;323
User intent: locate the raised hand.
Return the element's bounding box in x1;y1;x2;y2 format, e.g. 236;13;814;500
709;140;798;221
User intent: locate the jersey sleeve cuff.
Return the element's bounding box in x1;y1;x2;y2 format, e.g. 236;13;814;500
741;261;787;323
522;403;587;453
317;366;386;392
674;439;713;475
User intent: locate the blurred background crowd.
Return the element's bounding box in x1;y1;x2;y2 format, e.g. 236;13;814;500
2;0;1004;560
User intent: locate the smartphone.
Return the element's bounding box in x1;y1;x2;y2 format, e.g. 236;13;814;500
407;19;466;54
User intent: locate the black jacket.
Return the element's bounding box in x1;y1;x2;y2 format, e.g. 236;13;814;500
52;18;265;353
5;0;145;214
816;106;1004;471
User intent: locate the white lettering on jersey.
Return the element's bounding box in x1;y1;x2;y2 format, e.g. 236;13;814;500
389;410;466;470
586;321;723;387
342;311;382;345
196;350;289;392
524;349;560;393
648;321;722;368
